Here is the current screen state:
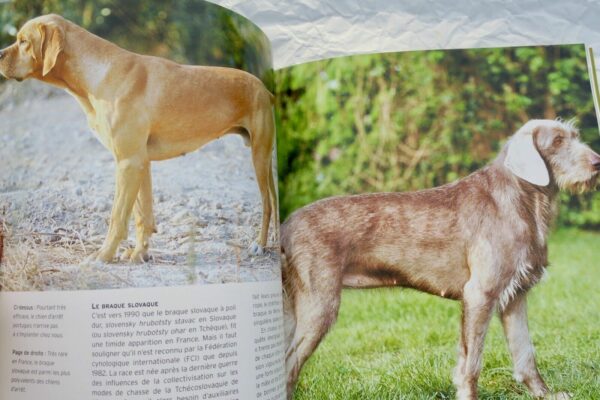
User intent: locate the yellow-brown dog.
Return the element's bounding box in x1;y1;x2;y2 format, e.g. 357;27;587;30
0;14;277;262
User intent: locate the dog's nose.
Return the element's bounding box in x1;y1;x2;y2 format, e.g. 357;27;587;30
591;152;600;171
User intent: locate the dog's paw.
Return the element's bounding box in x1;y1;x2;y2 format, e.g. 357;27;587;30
86;248;115;263
120;248;134;262
248;241;265;256
120;248;149;263
544;393;571;400
130;248;150;263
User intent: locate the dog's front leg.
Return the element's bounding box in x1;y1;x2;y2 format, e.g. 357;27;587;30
454;279;497;400
121;162;156;263
501;294;569;399
92;156;146;263
500;293;548;396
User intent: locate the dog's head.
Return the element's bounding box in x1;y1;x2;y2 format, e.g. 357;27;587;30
504;119;600;192
0;14;65;81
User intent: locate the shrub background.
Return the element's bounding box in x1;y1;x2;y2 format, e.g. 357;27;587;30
0;0;273;89
275;45;600;227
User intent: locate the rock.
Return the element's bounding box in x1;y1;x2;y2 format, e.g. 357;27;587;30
93;200;110;212
187;198;200;208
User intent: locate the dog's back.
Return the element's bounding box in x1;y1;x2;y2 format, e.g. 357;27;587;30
281;177;500;300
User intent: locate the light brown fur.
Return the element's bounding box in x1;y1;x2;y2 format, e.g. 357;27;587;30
282;119;600;399
0;14;277;261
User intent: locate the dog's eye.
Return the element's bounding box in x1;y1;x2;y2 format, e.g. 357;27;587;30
553;136;564;146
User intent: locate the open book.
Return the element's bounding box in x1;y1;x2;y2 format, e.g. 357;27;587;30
1;1;599;399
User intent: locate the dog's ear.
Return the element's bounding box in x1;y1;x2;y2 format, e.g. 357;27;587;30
33;24;44;63
504;129;550;186
40;23;64;76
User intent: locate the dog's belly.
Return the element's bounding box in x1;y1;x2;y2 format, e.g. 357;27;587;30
146;117;248;161
146;132;218;161
341;243;468;300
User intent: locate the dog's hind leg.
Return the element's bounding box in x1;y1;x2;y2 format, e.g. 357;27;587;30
284;258;342;399
124;162;156;263
250;149;271;255
248;109;275;255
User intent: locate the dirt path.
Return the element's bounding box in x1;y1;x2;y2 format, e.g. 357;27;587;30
0;81;280;291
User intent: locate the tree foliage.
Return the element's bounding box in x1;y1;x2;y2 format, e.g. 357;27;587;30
276;45;600;228
0;0;273;88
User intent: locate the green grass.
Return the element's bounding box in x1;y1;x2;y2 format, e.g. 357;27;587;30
293;229;600;399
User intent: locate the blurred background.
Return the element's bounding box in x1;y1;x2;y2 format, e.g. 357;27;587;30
276;45;600;229
0;0;273;88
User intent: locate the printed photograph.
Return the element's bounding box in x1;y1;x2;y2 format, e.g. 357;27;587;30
275;45;600;399
0;0;280;291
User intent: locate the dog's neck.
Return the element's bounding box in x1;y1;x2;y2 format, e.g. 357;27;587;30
519;179;558;247
492;152;559;250
39;22;124;100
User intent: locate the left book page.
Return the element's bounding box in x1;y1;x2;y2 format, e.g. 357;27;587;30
0;1;284;400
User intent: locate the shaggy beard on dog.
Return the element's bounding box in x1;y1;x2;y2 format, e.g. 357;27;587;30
555;164;599;193
562;174;599;193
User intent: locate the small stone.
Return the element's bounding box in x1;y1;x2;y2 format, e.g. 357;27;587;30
173;210;190;223
93;200;110;212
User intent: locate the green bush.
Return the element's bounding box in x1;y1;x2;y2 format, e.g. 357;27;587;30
276;45;600;228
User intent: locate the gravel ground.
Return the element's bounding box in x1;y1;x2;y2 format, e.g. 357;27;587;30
0;80;280;291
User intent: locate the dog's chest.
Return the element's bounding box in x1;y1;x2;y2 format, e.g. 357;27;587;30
500;258;546;309
86;97;114;151
67;90;114;151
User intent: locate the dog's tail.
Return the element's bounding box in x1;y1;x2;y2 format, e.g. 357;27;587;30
268;90;275;105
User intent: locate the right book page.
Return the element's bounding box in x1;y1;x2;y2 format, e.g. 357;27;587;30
275;45;600;399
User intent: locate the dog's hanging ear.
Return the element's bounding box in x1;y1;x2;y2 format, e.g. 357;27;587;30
504;129;550;186
40;23;64;77
33;24;45;64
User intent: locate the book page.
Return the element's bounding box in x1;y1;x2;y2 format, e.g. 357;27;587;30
214;1;600;71
0;1;284;400
275;45;599;398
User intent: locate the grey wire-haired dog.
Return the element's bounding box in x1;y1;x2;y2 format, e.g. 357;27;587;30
281;119;600;399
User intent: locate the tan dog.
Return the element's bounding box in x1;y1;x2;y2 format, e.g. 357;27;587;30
0;14;277;262
282;119;599;399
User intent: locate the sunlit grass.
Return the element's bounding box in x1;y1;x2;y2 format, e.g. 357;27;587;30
294;228;600;399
